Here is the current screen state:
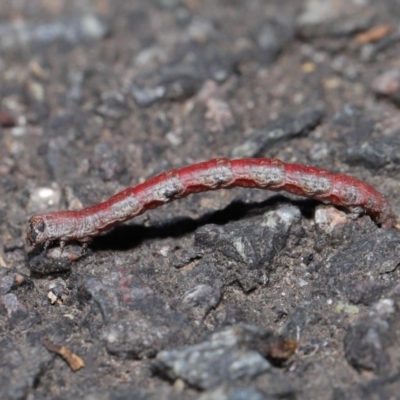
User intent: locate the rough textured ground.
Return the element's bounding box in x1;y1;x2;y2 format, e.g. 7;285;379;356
1;1;400;399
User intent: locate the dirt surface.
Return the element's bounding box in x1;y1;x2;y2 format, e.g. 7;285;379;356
1;0;400;399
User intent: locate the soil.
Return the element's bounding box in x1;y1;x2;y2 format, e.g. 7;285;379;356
1;1;400;399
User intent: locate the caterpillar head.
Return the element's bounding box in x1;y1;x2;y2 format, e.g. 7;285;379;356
26;216;48;247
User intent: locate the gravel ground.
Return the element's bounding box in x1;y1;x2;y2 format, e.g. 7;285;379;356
1;1;400;399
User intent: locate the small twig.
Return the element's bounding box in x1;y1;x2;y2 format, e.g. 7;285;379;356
42;337;85;372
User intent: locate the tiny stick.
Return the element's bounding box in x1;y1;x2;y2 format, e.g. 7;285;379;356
26;158;397;249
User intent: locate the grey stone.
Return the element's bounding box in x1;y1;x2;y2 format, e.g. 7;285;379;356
231;109;323;158
346;132;400;170
344;315;394;374
155;324;271;389
0;14;109;50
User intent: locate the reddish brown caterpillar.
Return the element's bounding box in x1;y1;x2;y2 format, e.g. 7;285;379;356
26;158;398;250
